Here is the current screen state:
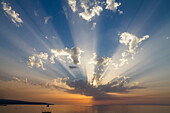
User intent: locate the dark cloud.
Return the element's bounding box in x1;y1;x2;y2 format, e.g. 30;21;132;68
10;76;144;100
65;76;145;100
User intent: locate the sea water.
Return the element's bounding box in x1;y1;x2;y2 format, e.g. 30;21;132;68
0;105;170;113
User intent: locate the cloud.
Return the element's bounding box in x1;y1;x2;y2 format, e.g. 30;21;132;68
120;32;149;54
118;9;123;14
44;16;52;24
89;53;111;86
27;47;83;70
91;22;96;30
44;36;48;39
13;77;28;84
45;77;73;90
1;2;23;27
49;55;55;64
79;1;103;21
67;0;123;22
27;56;35;68
105;0;121;12
11;75;143;100
166;37;169;40
110;32;149;69
119;58;128;67
36;59;45;70
68;0;77;12
27;52;48;70
12;76;72;90
34;52;48;60
34;10;39;16
51;47;83;64
66;76;144;100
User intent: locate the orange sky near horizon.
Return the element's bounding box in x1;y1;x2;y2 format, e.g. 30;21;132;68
1;80;170;105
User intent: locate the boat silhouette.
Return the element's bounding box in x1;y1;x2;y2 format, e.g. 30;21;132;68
42;104;51;113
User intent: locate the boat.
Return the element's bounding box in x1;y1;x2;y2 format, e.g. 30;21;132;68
42;104;51;113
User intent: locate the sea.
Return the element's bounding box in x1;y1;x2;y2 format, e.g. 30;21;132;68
0;105;170;113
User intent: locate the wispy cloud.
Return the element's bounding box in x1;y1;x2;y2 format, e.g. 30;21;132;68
44;16;52;24
91;22;96;30
1;2;23;27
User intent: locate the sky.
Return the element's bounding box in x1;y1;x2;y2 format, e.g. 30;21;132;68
0;0;170;105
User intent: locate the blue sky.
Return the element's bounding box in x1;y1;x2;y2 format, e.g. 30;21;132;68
0;0;170;105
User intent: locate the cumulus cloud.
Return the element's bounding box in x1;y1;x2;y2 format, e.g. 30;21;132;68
27;47;83;70
44;16;52;24
36;59;45;70
27;56;35;68
34;52;48;60
67;0;123;21
105;0;121;12
1;2;23;27
91;22;96;30
68;0;77;12
49;55;55;64
79;1;103;22
51;47;83;64
27;52;48;70
89;53;111;86
110;32;149;69
120;32;149;54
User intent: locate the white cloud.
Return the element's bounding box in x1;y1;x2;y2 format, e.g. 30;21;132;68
1;2;23;27
118;9;123;14
51;47;83;64
49;55;55;64
27;56;35;68
67;0;123;22
35;52;48;60
44;16;52;24
79;1;103;21
68;0;77;12
120;32;149;54
121;51;129;57
119;58;128;67
89;53;111;86
45;36;48;39
91;22;96;30
36;59;45;70
27;53;48;70
105;0;121;12
110;32;150;68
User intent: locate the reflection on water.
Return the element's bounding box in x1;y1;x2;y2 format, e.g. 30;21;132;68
0;105;170;113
